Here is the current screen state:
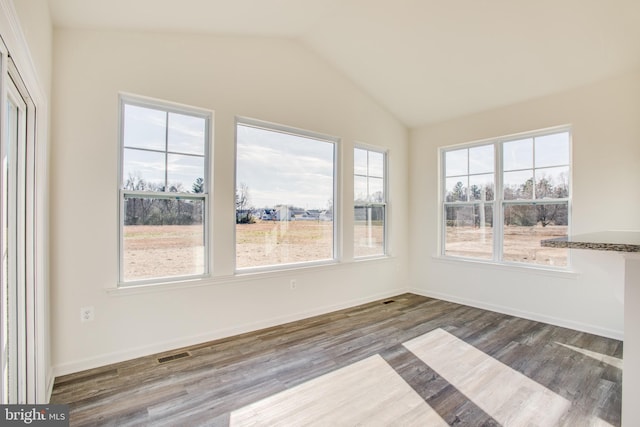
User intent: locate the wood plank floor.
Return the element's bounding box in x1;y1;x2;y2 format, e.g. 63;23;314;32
50;294;622;426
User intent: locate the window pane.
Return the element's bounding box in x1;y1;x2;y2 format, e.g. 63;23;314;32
236;124;335;269
236;220;333;269
445;177;468;202
354;147;387;258
469;144;494;174
168;113;206;155
368;151;384;178
123;104;166;151
122;197;205;281
503;138;533;171
354;175;368;202
167;154;205;193
445;205;493;259
503;170;533;200
354;205;385;257
503;203;568;266
535;132;569;168
368;177;384;202
535;166;569;199
123;148;166;190
354;148;368;175
469;174;494;201
445;149;468;176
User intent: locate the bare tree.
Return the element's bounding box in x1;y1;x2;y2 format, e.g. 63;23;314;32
123;173;153;225
236;183;254;224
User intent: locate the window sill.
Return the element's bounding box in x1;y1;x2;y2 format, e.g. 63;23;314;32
431;255;580;279
234;259;339;276
353;254;390;262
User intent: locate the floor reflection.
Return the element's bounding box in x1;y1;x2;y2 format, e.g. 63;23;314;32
230;354;448;426
404;328;574;426
556;342;623;370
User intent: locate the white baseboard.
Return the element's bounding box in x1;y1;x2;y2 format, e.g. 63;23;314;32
53;287;621;378
410;287;623;341
53;288;406;377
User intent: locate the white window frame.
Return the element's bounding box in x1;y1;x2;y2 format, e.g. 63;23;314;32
234;116;340;272
354;144;388;259
2;60;28;405
0;31;43;403
440;126;572;269
118;94;212;286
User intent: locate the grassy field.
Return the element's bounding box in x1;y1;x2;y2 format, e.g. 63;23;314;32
236;220;385;267
123;224;205;281
122;221;564;280
353;221;385;258
446;225;568;266
123;220;384;279
236;220;334;268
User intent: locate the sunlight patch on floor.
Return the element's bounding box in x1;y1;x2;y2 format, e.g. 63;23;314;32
556;342;623;370
404;328;572;426
229;354;448;427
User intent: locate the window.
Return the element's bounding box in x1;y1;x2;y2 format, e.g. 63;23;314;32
354;147;387;257
119;95;211;284
442;128;570;267
235;118;337;270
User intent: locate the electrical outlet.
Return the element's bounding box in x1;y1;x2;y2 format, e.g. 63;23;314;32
290;279;297;290
80;306;95;323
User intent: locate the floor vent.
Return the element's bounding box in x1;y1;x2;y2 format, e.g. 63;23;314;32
158;352;191;364
383;300;396;305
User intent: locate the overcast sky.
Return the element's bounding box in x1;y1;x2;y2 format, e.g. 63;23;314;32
236;124;335;210
122;104;207;191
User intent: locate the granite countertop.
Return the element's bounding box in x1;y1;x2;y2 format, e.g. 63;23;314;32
541;231;640;253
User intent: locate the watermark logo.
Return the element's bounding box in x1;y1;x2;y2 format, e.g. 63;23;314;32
1;405;69;426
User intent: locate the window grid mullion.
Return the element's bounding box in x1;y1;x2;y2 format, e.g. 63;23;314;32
164;111;169;191
495;141;504;263
366;151;370;200
123;146;205;158
466;148;470;202
502;198;570;205
532;136;537;201
440;149;446;257
122;190;206;200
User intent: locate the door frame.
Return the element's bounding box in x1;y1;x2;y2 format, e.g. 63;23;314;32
0;0;50;403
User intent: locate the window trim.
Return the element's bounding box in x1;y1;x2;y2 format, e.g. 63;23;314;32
117;93;213;286
439;125;572;269
354;144;389;259
234;116;340;273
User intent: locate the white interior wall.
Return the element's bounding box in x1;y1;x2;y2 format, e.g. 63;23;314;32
50;29;409;375
409;70;640;339
30;4;640;382
12;0;51;93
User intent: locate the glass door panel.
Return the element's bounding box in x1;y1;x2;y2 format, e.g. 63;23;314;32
1;76;27;404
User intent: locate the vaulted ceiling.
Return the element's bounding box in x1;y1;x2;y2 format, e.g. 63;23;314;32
47;0;640;128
